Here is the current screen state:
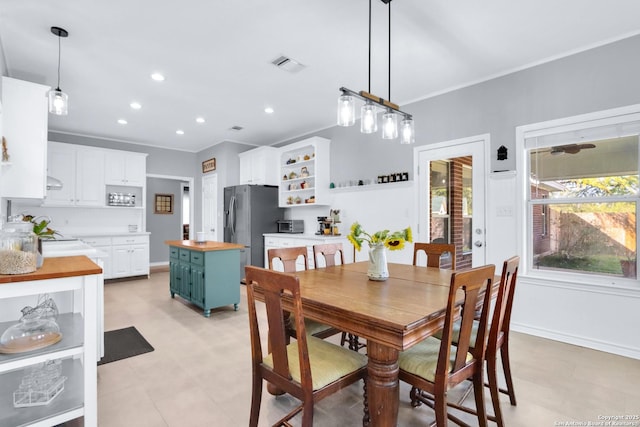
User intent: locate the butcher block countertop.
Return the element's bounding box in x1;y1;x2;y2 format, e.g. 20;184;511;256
164;240;245;251
0;256;102;284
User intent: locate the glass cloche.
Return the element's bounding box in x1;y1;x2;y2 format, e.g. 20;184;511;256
0;295;62;354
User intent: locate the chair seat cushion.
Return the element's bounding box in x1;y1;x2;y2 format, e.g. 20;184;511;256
263;335;368;390
399;337;472;383
290;313;336;336
433;319;480;348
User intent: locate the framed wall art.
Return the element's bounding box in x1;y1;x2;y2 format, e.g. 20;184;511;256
202;157;216;173
154;193;174;214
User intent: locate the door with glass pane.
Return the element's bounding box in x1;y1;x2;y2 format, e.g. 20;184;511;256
416;135;487;268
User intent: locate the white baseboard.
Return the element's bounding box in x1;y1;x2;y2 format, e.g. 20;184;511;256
512;322;640;360
150;261;169;268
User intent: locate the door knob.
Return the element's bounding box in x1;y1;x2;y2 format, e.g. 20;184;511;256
474;240;483;247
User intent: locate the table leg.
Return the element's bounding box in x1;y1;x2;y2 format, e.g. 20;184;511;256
366;341;400;426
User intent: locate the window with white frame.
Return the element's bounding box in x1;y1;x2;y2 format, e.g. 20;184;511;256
521;107;640;282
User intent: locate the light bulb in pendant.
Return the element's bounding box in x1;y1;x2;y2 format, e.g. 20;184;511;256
400;117;415;144
381;110;398;139
360;102;377;134
337;93;355;127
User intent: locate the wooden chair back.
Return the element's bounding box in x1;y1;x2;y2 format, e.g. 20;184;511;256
489;256;519;353
267;246;309;272
439;264;495;375
412;242;456;269
313;243;345;267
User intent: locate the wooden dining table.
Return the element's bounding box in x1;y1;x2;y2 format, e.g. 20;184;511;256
253;261;480;427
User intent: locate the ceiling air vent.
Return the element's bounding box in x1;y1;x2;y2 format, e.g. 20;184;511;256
230;126;244;131
271;55;306;73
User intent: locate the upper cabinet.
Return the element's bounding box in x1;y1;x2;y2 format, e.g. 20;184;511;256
0;77;49;199
278;137;330;207
239;146;279;185
105;151;146;186
45;142;105;206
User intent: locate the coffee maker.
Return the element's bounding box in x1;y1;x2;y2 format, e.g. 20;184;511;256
316;217;331;235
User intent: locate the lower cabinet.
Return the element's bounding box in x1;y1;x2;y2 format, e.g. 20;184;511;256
80;234;149;280
169;246;240;317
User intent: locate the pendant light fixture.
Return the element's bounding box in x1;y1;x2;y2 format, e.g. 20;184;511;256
337;0;414;143
48;26;69;116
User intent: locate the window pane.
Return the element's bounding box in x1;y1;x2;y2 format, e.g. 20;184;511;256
530;136;639;200
532;202;636;278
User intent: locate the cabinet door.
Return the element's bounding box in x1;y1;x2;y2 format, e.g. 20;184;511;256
45;143;77;205
124;154;146;186
179;263;191;297
1;77;49;199
190;265;205;306
130;244;149;276
75;149;105;206
111;245;131;278
169;260;180;296
104;151;126;185
239;153;252;184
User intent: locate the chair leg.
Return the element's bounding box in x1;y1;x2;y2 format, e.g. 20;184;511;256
487;354;504;427
249;373;262;427
301;399;314;427
340;331;348;347
362;379;370;427
500;342;517;406
472;369;488;427
409;386;422;407
433;386;448;427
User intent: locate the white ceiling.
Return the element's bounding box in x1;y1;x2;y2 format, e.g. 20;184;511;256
2;0;640;153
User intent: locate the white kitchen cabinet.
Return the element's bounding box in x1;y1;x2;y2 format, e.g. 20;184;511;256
0;256;100;427
264;234;353;270
78;236;113;279
0;77;49;200
239;146;279;185
111;235;149;278
278;137;330;207
45;142;105;207
104;151;146;186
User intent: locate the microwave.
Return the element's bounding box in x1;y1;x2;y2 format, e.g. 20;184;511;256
277;220;304;234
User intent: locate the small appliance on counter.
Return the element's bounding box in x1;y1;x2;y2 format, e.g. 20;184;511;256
316;211;341;236
277;219;304;234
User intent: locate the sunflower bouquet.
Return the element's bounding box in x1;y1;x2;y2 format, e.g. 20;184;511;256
347;222;412;251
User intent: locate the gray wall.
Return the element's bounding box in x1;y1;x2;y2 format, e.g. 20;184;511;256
146;177;183;263
277;35;640;184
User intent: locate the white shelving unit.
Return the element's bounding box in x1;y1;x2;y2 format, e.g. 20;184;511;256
0;257;100;427
279;137;330;207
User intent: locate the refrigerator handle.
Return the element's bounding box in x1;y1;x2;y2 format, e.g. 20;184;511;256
229;195;236;236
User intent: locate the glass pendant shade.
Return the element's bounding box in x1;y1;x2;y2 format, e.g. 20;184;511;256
360;102;378;134
337;94;355;126
381;110;398;139
48;88;68;116
400;117;415;144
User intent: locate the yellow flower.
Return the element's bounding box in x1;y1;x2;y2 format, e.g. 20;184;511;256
347;222;411;252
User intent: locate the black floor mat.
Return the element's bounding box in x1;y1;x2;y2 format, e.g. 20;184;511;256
98;326;154;365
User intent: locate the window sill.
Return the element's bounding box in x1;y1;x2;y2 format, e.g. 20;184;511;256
521;270;640;297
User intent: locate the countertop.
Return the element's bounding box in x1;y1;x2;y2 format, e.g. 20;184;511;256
263;233;346;240
0;256;102;284
72;232;150;238
165;240;246;251
42;240;109;259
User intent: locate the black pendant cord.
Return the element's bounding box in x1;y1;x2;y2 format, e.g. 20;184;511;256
368;0;372;94
56;35;61;90
388;0;391;103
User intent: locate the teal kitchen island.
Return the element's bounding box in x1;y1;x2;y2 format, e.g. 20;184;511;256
165;240;245;317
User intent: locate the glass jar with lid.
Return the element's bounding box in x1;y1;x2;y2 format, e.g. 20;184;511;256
0;221;38;274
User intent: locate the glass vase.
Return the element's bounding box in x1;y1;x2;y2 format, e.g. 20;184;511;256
367;243;389;281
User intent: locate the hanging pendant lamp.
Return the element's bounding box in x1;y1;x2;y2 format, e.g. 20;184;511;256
48;26;69;116
337;0;414;143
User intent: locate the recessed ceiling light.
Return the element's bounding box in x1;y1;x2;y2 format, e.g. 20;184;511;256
264;107;274;114
130;102;142;110
176;130;184;135
151;73;165;81
117;119;128;125
196;117;205;124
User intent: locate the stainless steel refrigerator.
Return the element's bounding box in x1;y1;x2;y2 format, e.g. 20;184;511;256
223;184;284;278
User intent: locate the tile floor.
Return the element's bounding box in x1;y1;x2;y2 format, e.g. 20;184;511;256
93;272;640;426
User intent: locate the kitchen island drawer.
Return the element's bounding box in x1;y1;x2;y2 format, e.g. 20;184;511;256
169;246;179;259
179;249;191;262
190;251;205;266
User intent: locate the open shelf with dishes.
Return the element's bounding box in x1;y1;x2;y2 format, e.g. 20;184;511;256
278;137;330;207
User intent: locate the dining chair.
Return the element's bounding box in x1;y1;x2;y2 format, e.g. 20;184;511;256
313;243;366;352
428;256;520;427
412;242;456;269
267;246;342;341
245;265;369;427
398;264;496;427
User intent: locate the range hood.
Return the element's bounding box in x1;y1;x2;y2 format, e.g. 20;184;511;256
46;175;63;190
